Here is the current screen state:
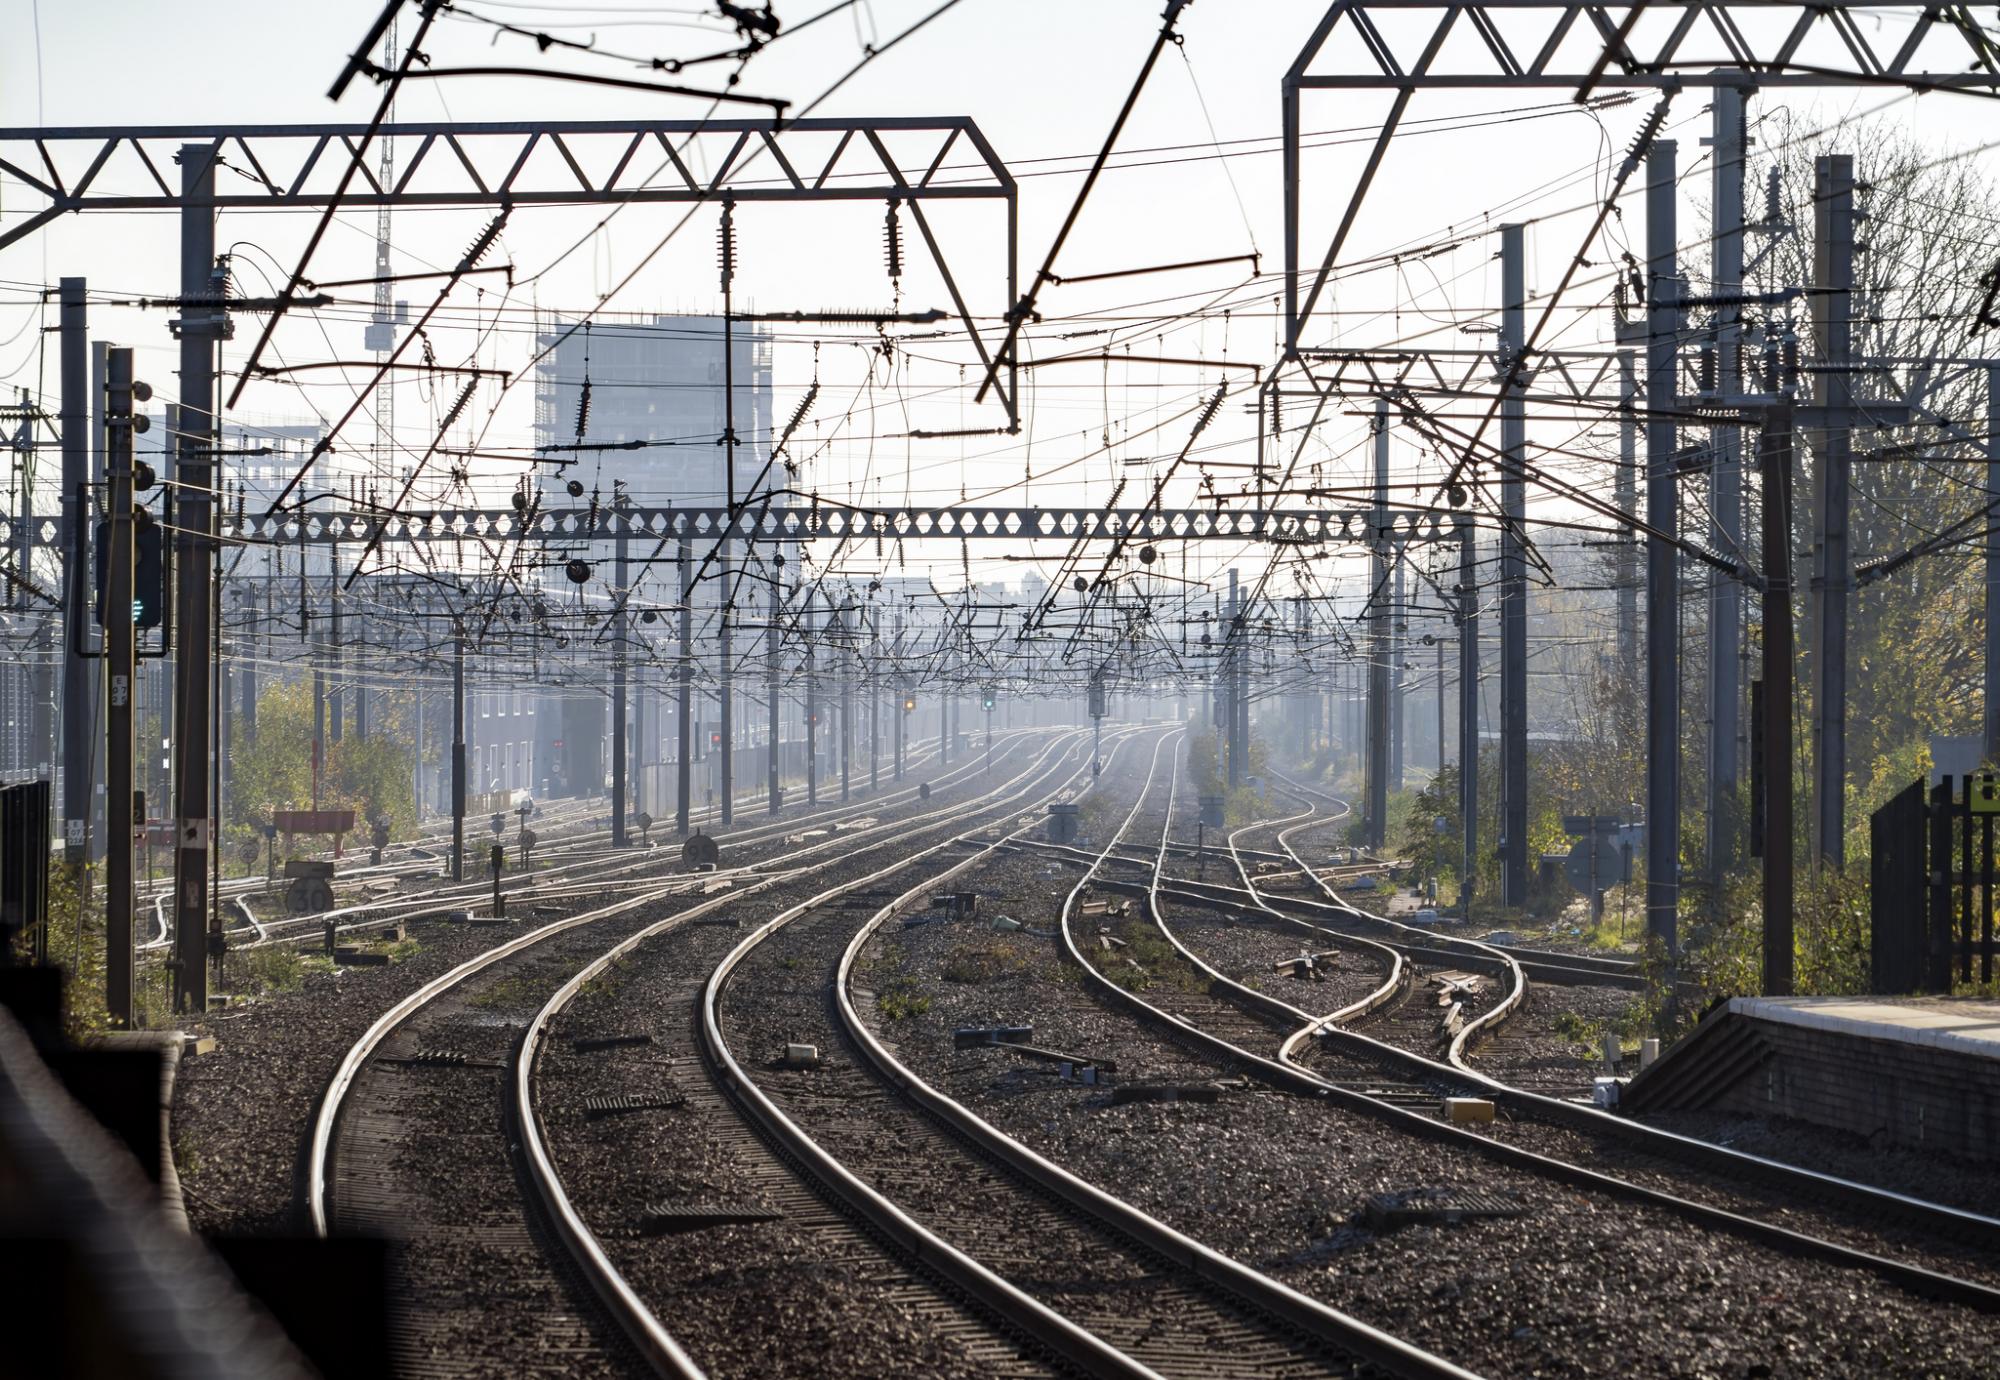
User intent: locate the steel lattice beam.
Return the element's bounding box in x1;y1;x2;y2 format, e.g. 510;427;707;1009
203;502;1457;548
0;114;1022;434
0;118;1013;242
1283;1;2000;348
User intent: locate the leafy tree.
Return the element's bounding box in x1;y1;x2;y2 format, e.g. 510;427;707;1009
228;678;420;852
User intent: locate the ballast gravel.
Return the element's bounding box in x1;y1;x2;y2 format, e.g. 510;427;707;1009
867;794;2000;1379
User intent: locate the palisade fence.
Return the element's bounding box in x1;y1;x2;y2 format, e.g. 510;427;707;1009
1870;775;2000;994
0;779;50;965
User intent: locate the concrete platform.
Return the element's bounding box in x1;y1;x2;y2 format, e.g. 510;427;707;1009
1731;995;2000;1058
1621;995;2000;1162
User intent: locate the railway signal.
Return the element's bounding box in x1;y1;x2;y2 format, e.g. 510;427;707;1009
94;510;166;630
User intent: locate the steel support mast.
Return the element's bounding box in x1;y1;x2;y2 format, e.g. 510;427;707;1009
1366;403;1391;848
676;535;693;835
611;506;630;846
1987;367;2000;763
104;349;142;1029
59;279;91;874
1810;155;1856;870
1644;141;1682;954
1760;407;1797;995
805;589;819;807
766;585;781;814
1226;569;1245;789
1617;350;1640;666
451;637;466;882
1498;223;1528;909
1706;82;1751;882
1457;513;1479;914
171;144;220;1014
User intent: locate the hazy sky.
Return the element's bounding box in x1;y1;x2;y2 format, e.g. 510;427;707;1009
4;0;1996;603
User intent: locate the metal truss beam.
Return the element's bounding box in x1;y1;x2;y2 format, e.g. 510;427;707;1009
0;118;1012;245
1282;1;2000;348
0;114;1022;436
1282;347;1977;422
195;502;1459;549
1291;2;2000;90
1297;346;1628;404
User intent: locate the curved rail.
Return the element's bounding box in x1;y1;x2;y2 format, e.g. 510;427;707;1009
511;729;1136;1378
1115;772;2000;1309
308;728;1059;1237
1026;734;1482;1380
1238;783;1527;1068
1252;774;2000;1257
689;730;1171;1380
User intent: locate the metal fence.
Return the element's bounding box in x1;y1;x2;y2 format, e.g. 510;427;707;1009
0;778;48;963
1870;774;2000;993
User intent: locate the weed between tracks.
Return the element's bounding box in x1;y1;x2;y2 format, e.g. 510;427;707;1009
467;973;535;1009
173;1126;204;1186
1090;918;1205;995
877;975;932;1021
941;937;1029;984
1551;1011;1596;1045
577;957;627;1002
219;945;342;999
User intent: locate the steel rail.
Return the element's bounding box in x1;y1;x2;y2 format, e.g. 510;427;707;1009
1260;773;2000;1249
306;728;1055;1236
1232;787;1528;1066
1011;732;1485;1380
1135;780;2000;1305
1219;798;1413;1024
1150;869;1643;990
691;729;1178;1380
510;728;1099;1379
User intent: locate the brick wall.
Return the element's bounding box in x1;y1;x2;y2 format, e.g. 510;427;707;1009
1709;1020;2000;1162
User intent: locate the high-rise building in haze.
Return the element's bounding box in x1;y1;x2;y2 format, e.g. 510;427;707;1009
529;314;777;799
533;314;773;507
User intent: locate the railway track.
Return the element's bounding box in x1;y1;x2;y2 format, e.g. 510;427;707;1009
810;730;1471;1380
182;732;1030;959
308;728;1104;1376
511;725;1478;1379
294;735;2000;1378
1135;772;2000;1310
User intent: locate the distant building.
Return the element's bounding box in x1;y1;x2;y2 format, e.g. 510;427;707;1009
533;313;773;507
530;314;777;799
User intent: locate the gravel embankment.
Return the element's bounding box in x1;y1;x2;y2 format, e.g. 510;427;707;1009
170;734;1049;1237
865;784;2000;1379
1160;903;1394;1019
1463;980;1638;1099
174;904;621;1234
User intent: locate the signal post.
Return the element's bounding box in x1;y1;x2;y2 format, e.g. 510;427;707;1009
103;350;148;1028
